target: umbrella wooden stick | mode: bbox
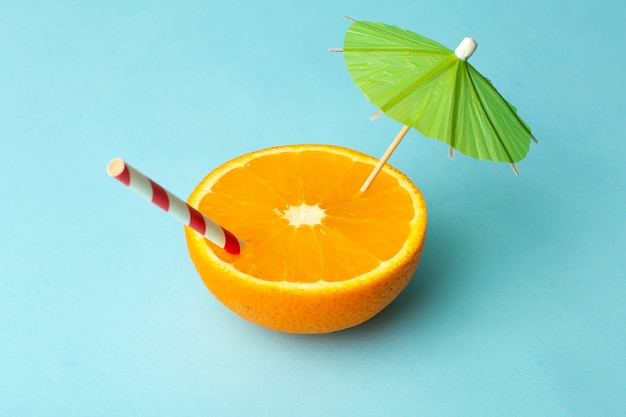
[360,125,411,193]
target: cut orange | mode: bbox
[185,144,427,334]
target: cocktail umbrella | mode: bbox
[330,18,537,191]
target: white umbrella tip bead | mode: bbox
[455,37,477,61]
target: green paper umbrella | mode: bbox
[331,18,537,191]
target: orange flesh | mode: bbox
[197,149,413,283]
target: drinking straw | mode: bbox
[107,158,245,254]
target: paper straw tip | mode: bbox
[107,158,126,177]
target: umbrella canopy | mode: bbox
[333,18,536,189]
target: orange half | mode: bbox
[186,144,427,333]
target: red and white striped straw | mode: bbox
[107,158,245,255]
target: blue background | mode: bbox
[2,1,625,415]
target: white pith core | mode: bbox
[281,203,326,227]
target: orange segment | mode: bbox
[186,144,427,333]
